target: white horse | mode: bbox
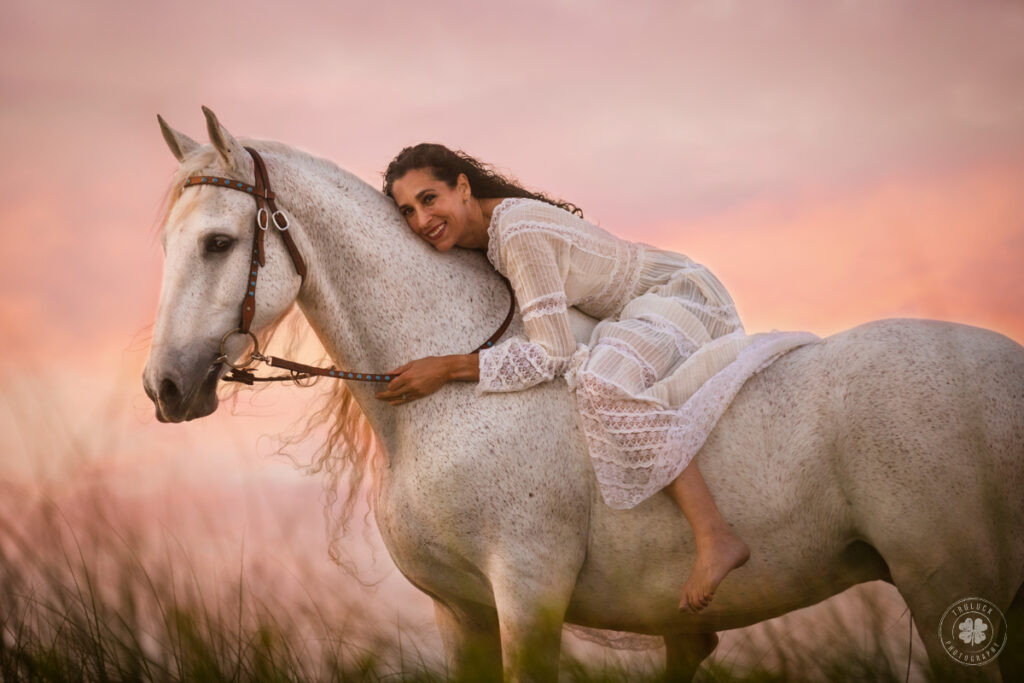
[143,108,1024,682]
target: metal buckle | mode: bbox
[272,210,289,230]
[256,208,270,231]
[216,328,262,369]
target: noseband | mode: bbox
[179,146,515,386]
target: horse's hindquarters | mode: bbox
[830,320,1024,592]
[823,320,1024,676]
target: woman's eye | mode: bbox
[205,234,235,253]
[422,194,434,204]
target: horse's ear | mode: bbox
[201,105,248,174]
[157,114,200,162]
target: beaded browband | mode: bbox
[181,146,516,386]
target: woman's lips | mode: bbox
[425,221,447,240]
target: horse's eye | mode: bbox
[205,234,235,253]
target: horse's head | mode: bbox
[143,107,302,422]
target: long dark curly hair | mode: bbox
[382,143,584,218]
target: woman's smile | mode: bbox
[388,167,497,251]
[425,221,447,240]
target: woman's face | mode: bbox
[391,168,470,251]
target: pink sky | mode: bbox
[0,2,1021,668]
[1,0,1021,482]
[2,0,1022,365]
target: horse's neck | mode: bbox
[265,147,502,434]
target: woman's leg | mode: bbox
[666,460,750,612]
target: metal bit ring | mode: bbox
[218,328,261,369]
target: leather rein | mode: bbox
[180,146,515,386]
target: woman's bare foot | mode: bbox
[677,528,750,612]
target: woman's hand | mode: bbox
[375,356,454,405]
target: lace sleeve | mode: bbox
[477,229,580,394]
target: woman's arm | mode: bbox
[446,353,480,382]
[473,229,579,393]
[375,354,473,405]
[376,228,575,403]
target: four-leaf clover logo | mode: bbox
[958,617,988,645]
[940,597,1006,665]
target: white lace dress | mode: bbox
[477,198,820,510]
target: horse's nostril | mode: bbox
[159,377,181,405]
[143,375,157,401]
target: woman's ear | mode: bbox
[457,172,472,201]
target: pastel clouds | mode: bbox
[651,159,1024,342]
[0,0,1022,365]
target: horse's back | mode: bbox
[823,317,1023,492]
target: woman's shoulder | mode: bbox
[486,199,578,271]
[491,197,633,256]
[491,196,566,223]
[488,197,585,242]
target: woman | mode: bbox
[375,143,794,613]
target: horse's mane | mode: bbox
[152,140,386,578]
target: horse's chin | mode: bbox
[154,362,222,423]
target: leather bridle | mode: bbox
[179,146,516,386]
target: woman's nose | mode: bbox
[414,208,432,231]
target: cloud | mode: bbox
[1,0,1022,363]
[652,158,1024,341]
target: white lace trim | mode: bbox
[476,336,580,393]
[634,312,700,359]
[587,336,658,389]
[485,197,524,271]
[500,219,626,262]
[575,331,821,509]
[521,291,568,322]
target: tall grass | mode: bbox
[0,480,938,682]
[0,488,438,682]
[0,369,935,681]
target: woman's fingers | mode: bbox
[375,357,446,405]
[376,390,407,401]
[389,389,416,405]
[376,376,420,404]
[375,380,407,401]
[387,362,411,375]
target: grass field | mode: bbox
[0,482,935,682]
[0,373,934,682]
